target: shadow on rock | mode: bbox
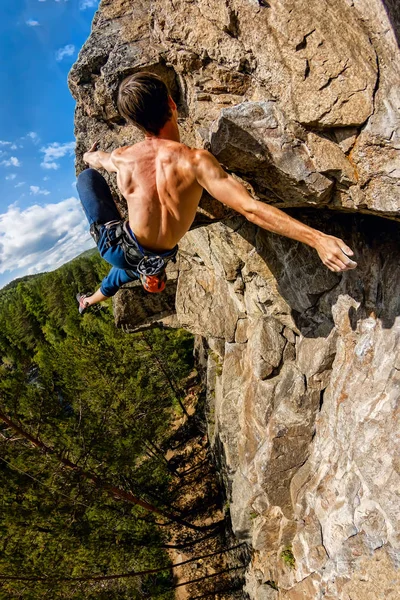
[236,208,400,336]
[382,0,400,48]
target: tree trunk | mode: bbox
[143,439,181,478]
[0,544,245,583]
[0,408,204,531]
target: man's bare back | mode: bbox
[111,138,204,251]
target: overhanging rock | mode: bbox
[113,263,179,333]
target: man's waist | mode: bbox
[125,222,178,257]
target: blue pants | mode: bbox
[77,168,137,297]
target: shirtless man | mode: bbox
[77,72,356,312]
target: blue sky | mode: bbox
[0,0,100,289]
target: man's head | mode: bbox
[117,72,175,135]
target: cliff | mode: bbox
[69,1,400,598]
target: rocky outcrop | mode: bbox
[69,1,400,598]
[113,262,179,333]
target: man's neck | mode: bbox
[145,119,180,143]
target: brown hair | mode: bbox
[117,72,172,135]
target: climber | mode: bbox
[76,71,357,313]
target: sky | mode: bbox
[0,0,100,289]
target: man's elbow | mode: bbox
[240,200,258,224]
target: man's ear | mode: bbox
[168,96,177,112]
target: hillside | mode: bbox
[0,250,217,599]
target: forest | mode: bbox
[0,251,233,599]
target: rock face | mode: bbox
[181,212,400,599]
[69,1,400,598]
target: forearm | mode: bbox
[83,150,116,172]
[246,201,323,248]
[246,199,356,272]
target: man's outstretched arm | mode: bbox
[83,142,118,173]
[194,150,357,273]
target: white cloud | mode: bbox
[5,174,17,181]
[30,185,50,196]
[40,141,75,170]
[15,182,25,188]
[42,161,59,170]
[80,0,99,9]
[26,19,40,26]
[0,198,94,276]
[0,141,12,146]
[10,144,18,150]
[27,132,39,144]
[55,44,75,62]
[1,157,21,168]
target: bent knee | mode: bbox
[77,168,98,185]
[76,168,109,193]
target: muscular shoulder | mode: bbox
[190,148,209,165]
[110,145,136,164]
[191,149,227,184]
[190,148,221,169]
[154,142,201,174]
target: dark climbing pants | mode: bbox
[76,168,137,297]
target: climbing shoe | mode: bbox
[76,293,91,314]
[139,271,167,293]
